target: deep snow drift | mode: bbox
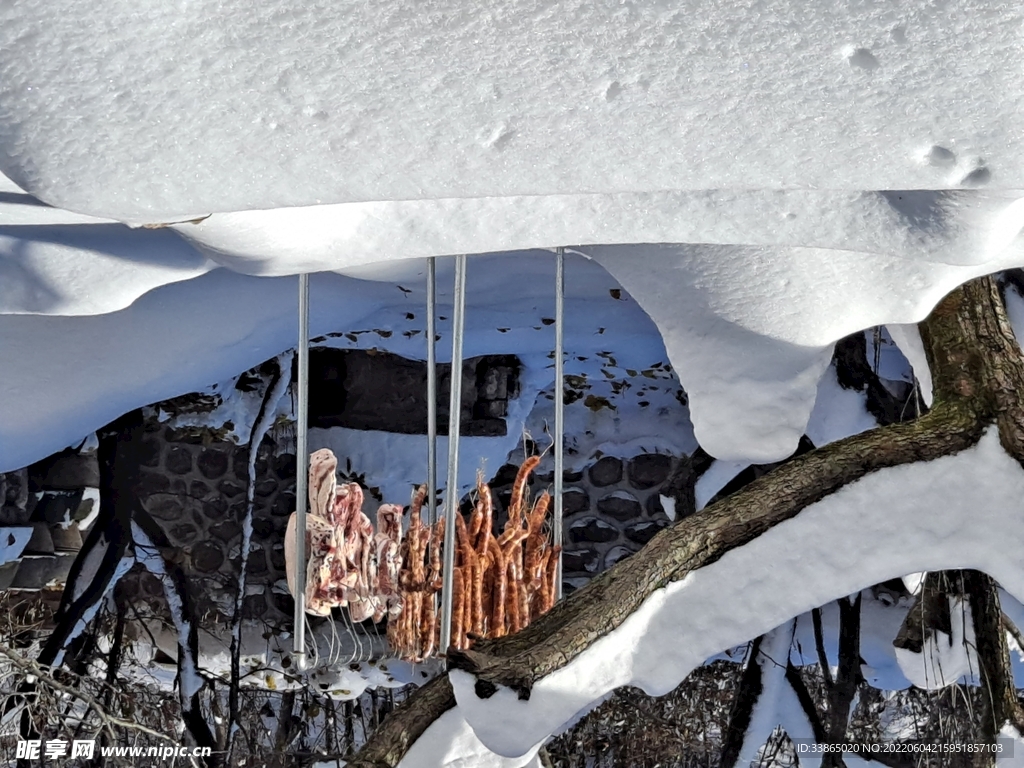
[1,3,1021,220]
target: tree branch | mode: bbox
[354,276,1024,766]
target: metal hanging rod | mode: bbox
[439,254,467,654]
[426,258,438,527]
[554,247,565,601]
[293,273,310,670]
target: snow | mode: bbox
[893,596,977,690]
[0,251,683,473]
[0,224,212,316]
[132,521,203,698]
[53,553,134,668]
[448,428,1024,757]
[804,363,878,449]
[0,526,32,565]
[2,4,1023,221]
[2,190,1024,464]
[0,2,1022,470]
[588,219,1024,460]
[397,706,541,768]
[734,623,797,767]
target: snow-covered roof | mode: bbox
[0,2,1023,473]
[1,1,1021,222]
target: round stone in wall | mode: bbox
[218,479,246,498]
[196,449,230,480]
[269,545,286,571]
[211,520,242,543]
[203,497,229,520]
[561,488,590,516]
[189,480,215,501]
[137,438,162,468]
[562,548,599,574]
[255,479,278,498]
[193,541,225,573]
[169,523,198,546]
[144,495,181,522]
[628,454,672,489]
[246,549,268,575]
[273,453,297,480]
[272,492,296,517]
[138,470,170,496]
[596,491,642,521]
[569,517,620,545]
[588,456,623,487]
[166,446,193,475]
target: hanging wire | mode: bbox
[554,247,565,601]
[427,257,438,527]
[439,255,467,654]
[294,273,310,670]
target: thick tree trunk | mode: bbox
[351,276,1024,767]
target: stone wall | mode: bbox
[132,415,684,618]
[1,350,690,629]
[134,417,297,623]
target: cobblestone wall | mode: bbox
[134,417,296,623]
[4,415,686,619]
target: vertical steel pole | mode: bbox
[426,258,438,527]
[439,255,467,654]
[293,274,310,669]
[554,248,565,601]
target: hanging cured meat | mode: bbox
[286,449,561,660]
[385,460,561,661]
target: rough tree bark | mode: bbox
[351,275,1024,767]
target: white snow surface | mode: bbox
[587,214,1024,460]
[396,707,541,768]
[0,252,689,472]
[1,4,1023,220]
[3,184,1024,462]
[0,526,31,565]
[735,623,797,767]
[448,428,1024,757]
[893,597,977,690]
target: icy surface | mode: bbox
[1,4,1022,220]
[449,429,1024,757]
